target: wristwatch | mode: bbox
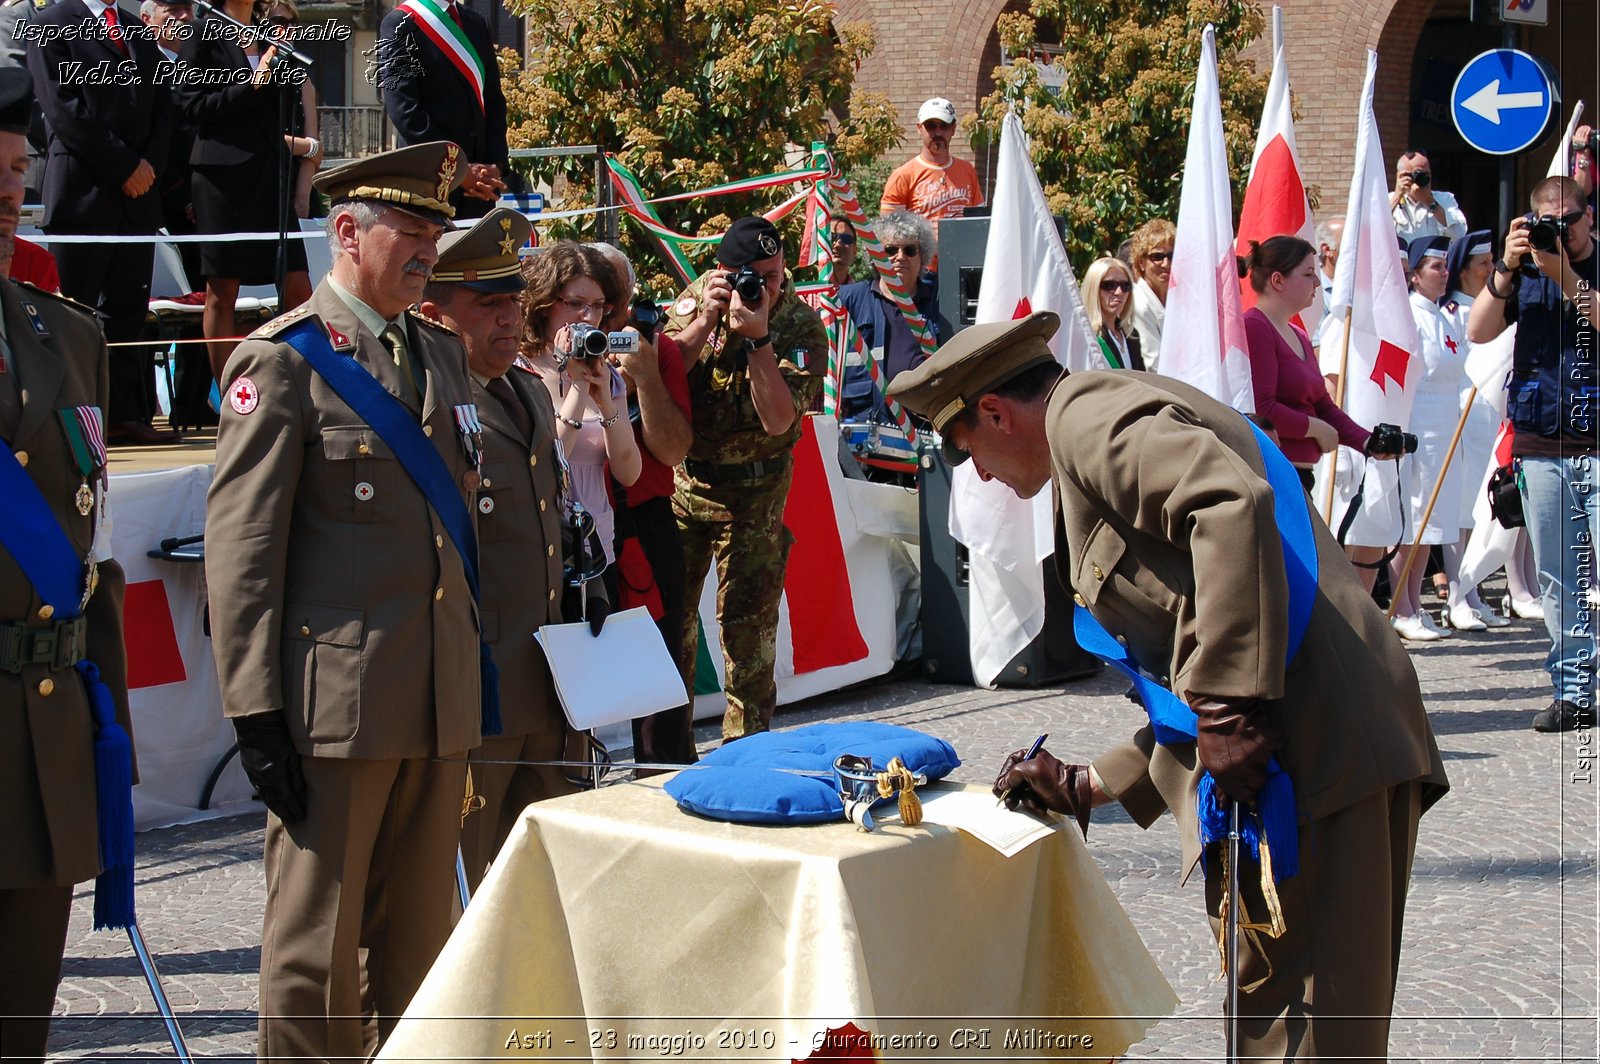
[743,333,773,353]
[1494,259,1516,275]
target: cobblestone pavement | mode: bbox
[45,587,1598,1061]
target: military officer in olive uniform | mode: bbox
[890,313,1448,1061]
[417,207,578,889]
[0,69,135,1064]
[664,217,826,741]
[204,142,482,1061]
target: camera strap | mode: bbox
[1333,456,1408,570]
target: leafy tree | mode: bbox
[967,0,1268,266]
[500,0,901,293]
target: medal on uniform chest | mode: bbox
[453,403,484,484]
[56,405,107,517]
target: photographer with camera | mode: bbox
[1573,123,1596,211]
[1469,176,1597,733]
[590,242,699,766]
[521,242,642,590]
[664,216,828,743]
[1390,149,1468,246]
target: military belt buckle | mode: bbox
[0,616,87,673]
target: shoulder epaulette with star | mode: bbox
[248,304,317,340]
[12,280,95,320]
[408,306,458,336]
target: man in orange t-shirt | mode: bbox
[879,97,985,235]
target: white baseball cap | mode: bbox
[917,98,957,126]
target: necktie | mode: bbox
[486,375,532,442]
[102,6,129,57]
[446,2,462,27]
[380,323,423,401]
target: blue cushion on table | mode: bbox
[663,722,960,825]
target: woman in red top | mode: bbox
[1243,236,1374,491]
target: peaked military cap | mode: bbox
[432,207,531,293]
[313,141,465,226]
[716,216,784,267]
[887,310,1061,464]
[0,67,32,136]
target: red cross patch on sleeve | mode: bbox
[229,376,260,415]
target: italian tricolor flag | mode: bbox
[399,0,485,112]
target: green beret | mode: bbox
[887,310,1061,464]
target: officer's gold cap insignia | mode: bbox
[432,207,531,294]
[313,141,465,226]
[497,218,516,257]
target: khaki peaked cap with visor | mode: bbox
[313,141,466,227]
[432,207,532,294]
[887,310,1062,464]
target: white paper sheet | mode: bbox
[915,784,1060,858]
[533,606,688,731]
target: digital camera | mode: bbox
[563,323,610,360]
[730,264,766,306]
[1525,211,1570,256]
[1368,422,1418,456]
[1408,170,1432,188]
[629,297,661,343]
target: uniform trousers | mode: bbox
[1205,779,1423,1062]
[676,484,792,742]
[461,729,577,892]
[257,754,465,1063]
[0,883,74,1064]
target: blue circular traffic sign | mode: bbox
[1450,49,1556,156]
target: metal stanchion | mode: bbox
[1225,799,1242,1064]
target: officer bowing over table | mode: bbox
[204,141,493,1062]
[416,207,589,891]
[0,67,137,1064]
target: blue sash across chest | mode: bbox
[280,318,502,735]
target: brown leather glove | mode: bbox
[1187,692,1283,804]
[991,748,1094,838]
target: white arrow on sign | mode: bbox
[1461,79,1545,125]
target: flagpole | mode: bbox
[1386,385,1477,620]
[1321,306,1354,524]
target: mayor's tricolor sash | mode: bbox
[280,318,502,736]
[0,433,135,931]
[399,0,485,113]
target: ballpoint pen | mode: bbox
[996,732,1049,807]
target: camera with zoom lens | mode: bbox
[1368,422,1418,456]
[730,264,766,306]
[1576,128,1599,156]
[563,323,610,360]
[1408,170,1432,188]
[629,296,661,343]
[1525,211,1569,256]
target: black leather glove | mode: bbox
[1187,692,1283,804]
[585,595,609,637]
[233,712,307,824]
[991,748,1094,838]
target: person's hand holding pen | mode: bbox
[991,737,1105,839]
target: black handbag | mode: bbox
[1487,461,1525,529]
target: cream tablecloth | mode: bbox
[378,780,1176,1062]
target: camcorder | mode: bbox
[1368,422,1418,456]
[730,264,766,306]
[562,323,610,361]
[1407,170,1432,188]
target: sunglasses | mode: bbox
[1146,250,1173,263]
[1099,279,1132,292]
[922,121,953,133]
[831,231,857,246]
[883,244,920,258]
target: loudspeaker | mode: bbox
[934,214,1074,338]
[916,435,1102,688]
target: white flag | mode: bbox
[947,109,1095,686]
[1548,102,1586,179]
[1236,6,1320,338]
[1316,50,1420,545]
[1160,24,1253,411]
